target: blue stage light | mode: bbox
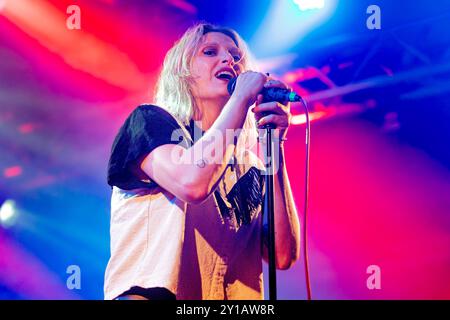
[250,0,337,57]
[294,0,325,11]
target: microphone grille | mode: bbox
[227,77,237,95]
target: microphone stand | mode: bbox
[262,123,277,300]
[227,77,304,300]
[260,93,306,301]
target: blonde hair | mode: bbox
[154,22,259,154]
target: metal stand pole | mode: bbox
[263,124,277,300]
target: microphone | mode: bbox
[227,77,302,103]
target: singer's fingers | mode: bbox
[253,109,286,122]
[264,79,290,90]
[252,101,288,118]
[256,114,290,129]
[255,94,263,107]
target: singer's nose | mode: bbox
[220,51,235,66]
[221,58,233,67]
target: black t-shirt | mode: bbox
[107,104,191,190]
[107,104,264,227]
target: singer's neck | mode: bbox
[192,97,227,131]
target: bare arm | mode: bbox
[252,79,301,270]
[140,94,247,203]
[261,143,301,270]
[140,72,267,203]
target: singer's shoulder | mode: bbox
[132,103,172,117]
[126,104,180,125]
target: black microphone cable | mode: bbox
[298,96,312,301]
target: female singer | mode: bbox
[104,23,300,300]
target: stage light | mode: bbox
[250,0,337,57]
[4,166,22,178]
[1,0,148,92]
[0,0,5,11]
[291,111,327,125]
[294,0,325,11]
[0,199,18,228]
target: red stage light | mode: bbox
[4,166,22,178]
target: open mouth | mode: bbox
[215,70,234,81]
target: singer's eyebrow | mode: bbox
[201,42,240,53]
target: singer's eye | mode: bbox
[232,55,241,62]
[229,50,242,62]
[203,49,216,56]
